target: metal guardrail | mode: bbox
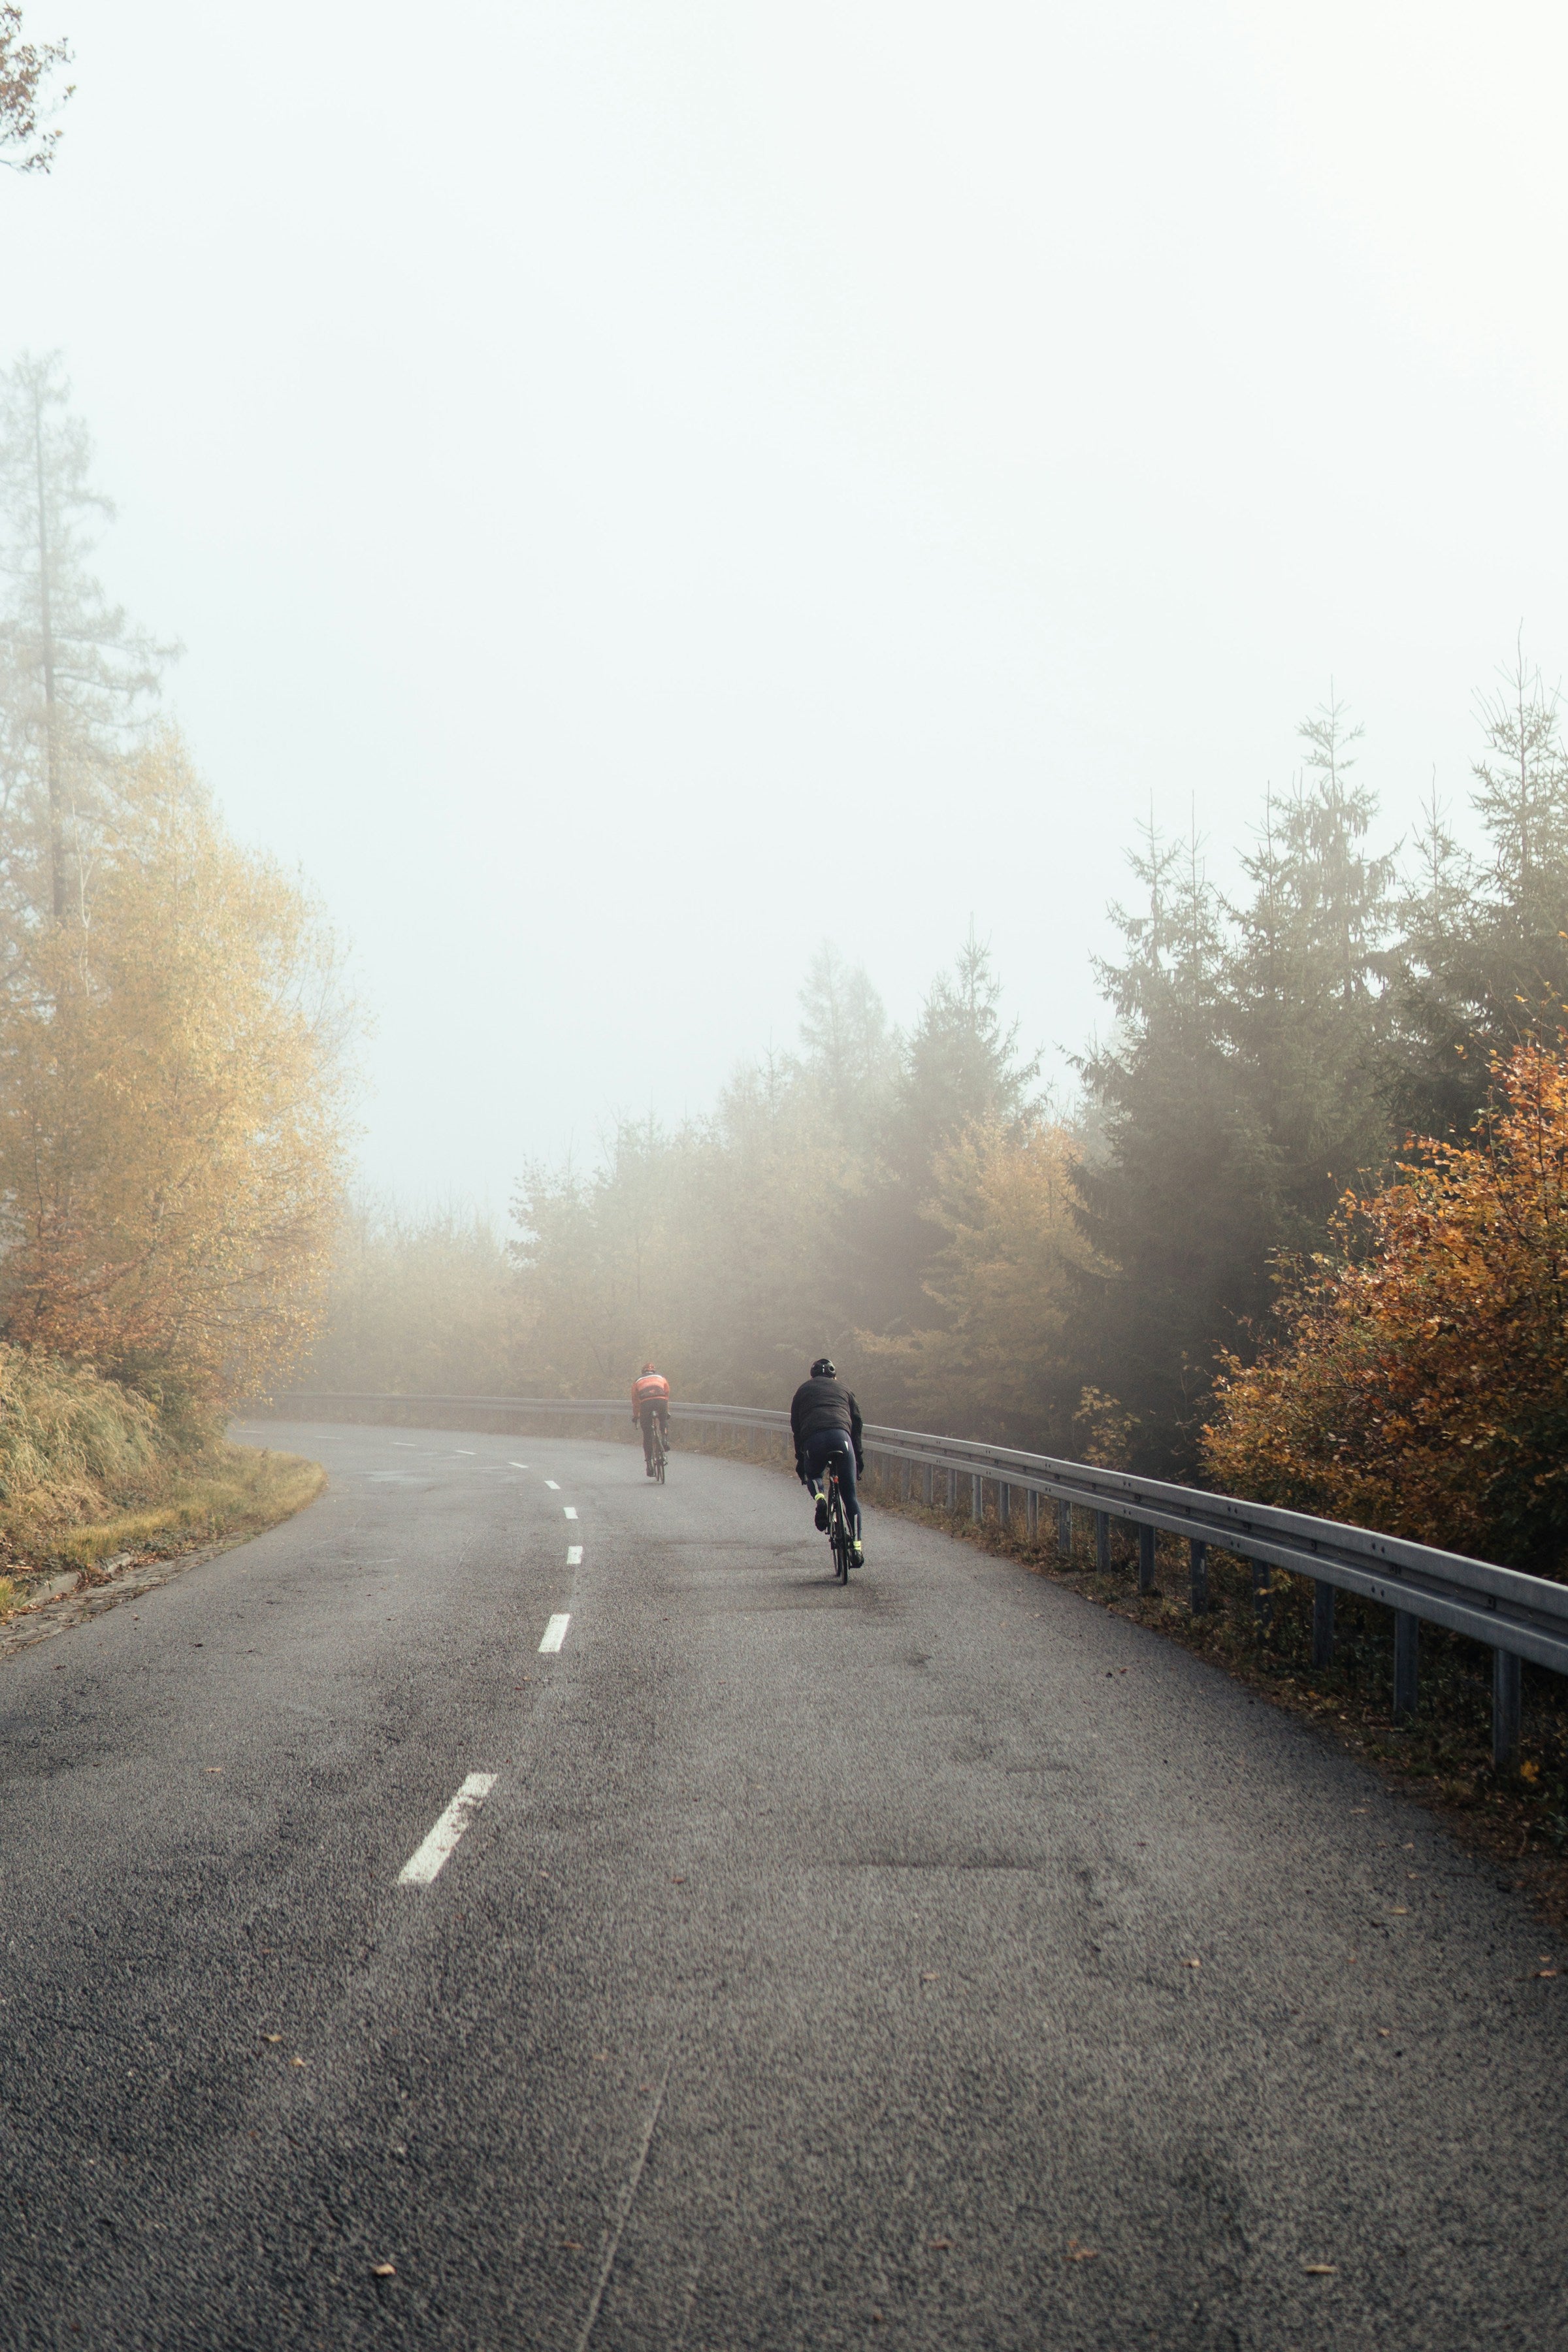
[263,1390,1565,1770]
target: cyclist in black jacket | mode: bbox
[790,1357,864,1564]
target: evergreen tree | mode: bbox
[1075,809,1272,1472]
[795,941,898,1145]
[846,927,1039,1351]
[0,352,173,922]
[1228,696,1395,1251]
[1388,645,1568,1140]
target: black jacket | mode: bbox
[791,1375,863,1464]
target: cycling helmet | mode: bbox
[810,1356,836,1379]
[641,1361,657,1374]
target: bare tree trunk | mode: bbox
[31,378,62,923]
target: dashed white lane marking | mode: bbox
[393,1442,416,1449]
[544,1480,561,1491]
[509,1461,530,1470]
[567,1545,583,1565]
[455,1448,475,1456]
[396,1773,496,1886]
[540,1614,572,1653]
[563,1505,578,1520]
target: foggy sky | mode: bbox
[8,1,1568,1207]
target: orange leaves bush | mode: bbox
[1202,1039,1568,1573]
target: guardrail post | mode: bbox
[900,1458,911,1501]
[1189,1539,1207,1613]
[1026,1488,1038,1541]
[1138,1523,1156,1594]
[1058,1499,1071,1556]
[1393,1612,1420,1722]
[999,1480,1011,1530]
[1096,1512,1110,1573]
[972,1474,983,1522]
[1492,1648,1522,1771]
[947,1467,958,1512]
[1312,1581,1335,1669]
[923,1462,934,1506]
[1252,1561,1273,1628]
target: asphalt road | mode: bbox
[2,1420,1566,2351]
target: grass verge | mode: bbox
[0,1441,324,1622]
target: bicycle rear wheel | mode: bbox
[655,1429,666,1483]
[830,1481,851,1582]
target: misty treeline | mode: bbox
[0,352,352,1437]
[314,653,1568,1544]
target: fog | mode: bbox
[7,0,1568,1205]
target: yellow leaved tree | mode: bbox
[0,735,354,1421]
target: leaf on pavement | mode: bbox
[371,2261,397,2278]
[1183,1958,1201,1969]
[263,2034,282,2044]
[1065,2240,1098,2262]
[1303,2263,1336,2275]
[290,2056,307,2067]
[926,2238,953,2251]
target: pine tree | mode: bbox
[795,941,898,1145]
[1075,808,1272,1471]
[1228,696,1395,1251]
[0,352,174,923]
[1388,644,1568,1140]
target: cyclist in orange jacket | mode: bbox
[632,1362,670,1476]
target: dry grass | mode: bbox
[0,1345,324,1605]
[49,1444,325,1574]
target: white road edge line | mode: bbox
[509,1461,530,1469]
[566,1545,583,1565]
[396,1772,497,1887]
[540,1613,572,1653]
[455,1448,475,1456]
[545,1480,561,1490]
[563,1505,578,1520]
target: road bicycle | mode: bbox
[822,1460,854,1582]
[647,1414,667,1485]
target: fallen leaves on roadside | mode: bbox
[290,2056,307,2068]
[1182,1958,1201,1970]
[920,1972,939,1983]
[560,2239,583,2251]
[926,2238,953,2251]
[1390,1907,1409,1916]
[371,2262,396,2278]
[1303,2263,1336,2276]
[1065,2240,1098,2262]
[263,2034,282,2045]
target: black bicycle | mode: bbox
[823,1461,853,1582]
[648,1415,667,1484]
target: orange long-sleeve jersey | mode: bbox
[632,1371,670,1416]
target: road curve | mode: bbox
[1,1419,1565,2350]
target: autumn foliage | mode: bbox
[1203,1039,1568,1575]
[0,738,352,1419]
